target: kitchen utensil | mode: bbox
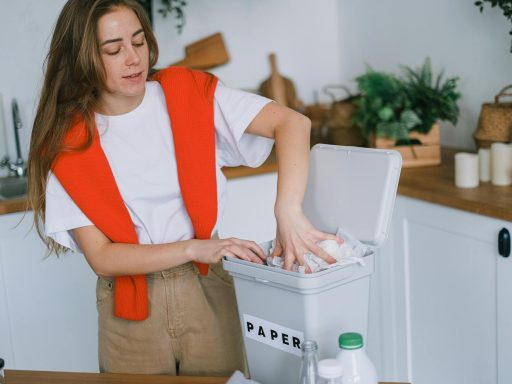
[169,32,229,70]
[259,53,303,111]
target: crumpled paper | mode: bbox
[226,370,261,384]
[266,227,368,273]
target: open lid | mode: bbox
[303,144,402,248]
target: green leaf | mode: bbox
[378,107,394,121]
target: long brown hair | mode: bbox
[27,0,159,255]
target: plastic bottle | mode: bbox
[317,359,343,384]
[298,340,319,384]
[336,332,377,384]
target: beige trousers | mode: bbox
[96,262,246,376]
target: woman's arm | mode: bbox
[245,102,341,272]
[73,225,266,277]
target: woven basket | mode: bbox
[473,84,512,148]
[323,85,365,147]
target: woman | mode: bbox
[27,0,340,376]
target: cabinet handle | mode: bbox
[498,228,511,258]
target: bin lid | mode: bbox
[302,145,402,248]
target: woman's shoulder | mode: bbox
[145,80,165,99]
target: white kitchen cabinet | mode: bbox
[0,172,277,373]
[497,228,512,384]
[218,172,278,243]
[0,211,98,372]
[368,195,511,384]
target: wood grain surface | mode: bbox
[398,148,512,222]
[0,197,27,216]
[4,370,408,384]
[2,148,511,222]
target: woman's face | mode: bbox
[96,6,149,114]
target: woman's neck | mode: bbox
[97,90,145,116]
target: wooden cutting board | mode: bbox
[259,53,303,111]
[169,32,229,70]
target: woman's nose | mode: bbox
[125,46,141,66]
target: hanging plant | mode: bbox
[136,0,188,33]
[158,0,188,34]
[475,0,512,51]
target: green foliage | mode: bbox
[353,70,417,140]
[353,58,461,141]
[401,58,460,134]
[475,0,512,51]
[158,0,188,34]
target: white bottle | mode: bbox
[317,359,343,384]
[336,332,377,384]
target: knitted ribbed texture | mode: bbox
[154,67,218,275]
[52,66,218,320]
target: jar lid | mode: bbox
[318,359,343,378]
[339,332,364,349]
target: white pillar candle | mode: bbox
[455,152,479,188]
[478,148,491,182]
[491,142,512,186]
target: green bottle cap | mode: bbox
[339,332,363,349]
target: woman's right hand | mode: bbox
[185,238,267,265]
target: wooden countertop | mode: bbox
[4,370,408,384]
[1,147,511,222]
[398,148,512,222]
[0,197,27,216]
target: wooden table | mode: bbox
[4,370,409,384]
[5,370,224,384]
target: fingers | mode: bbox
[309,242,337,264]
[284,250,312,274]
[271,242,283,257]
[223,239,264,265]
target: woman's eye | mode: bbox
[106,50,120,56]
[133,41,145,47]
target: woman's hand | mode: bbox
[272,207,343,273]
[185,238,267,265]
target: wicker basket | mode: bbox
[323,85,366,147]
[473,85,512,148]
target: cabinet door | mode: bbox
[218,173,277,243]
[498,228,512,384]
[0,211,98,372]
[373,196,501,384]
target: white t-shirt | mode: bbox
[45,81,274,253]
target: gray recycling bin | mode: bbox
[223,144,402,384]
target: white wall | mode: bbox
[338,0,512,150]
[0,0,67,173]
[0,0,340,171]
[0,0,509,163]
[154,0,341,98]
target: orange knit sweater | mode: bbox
[52,67,218,321]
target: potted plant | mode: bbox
[353,58,461,167]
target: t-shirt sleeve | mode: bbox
[214,81,275,168]
[45,171,93,253]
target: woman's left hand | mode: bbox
[271,207,343,273]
